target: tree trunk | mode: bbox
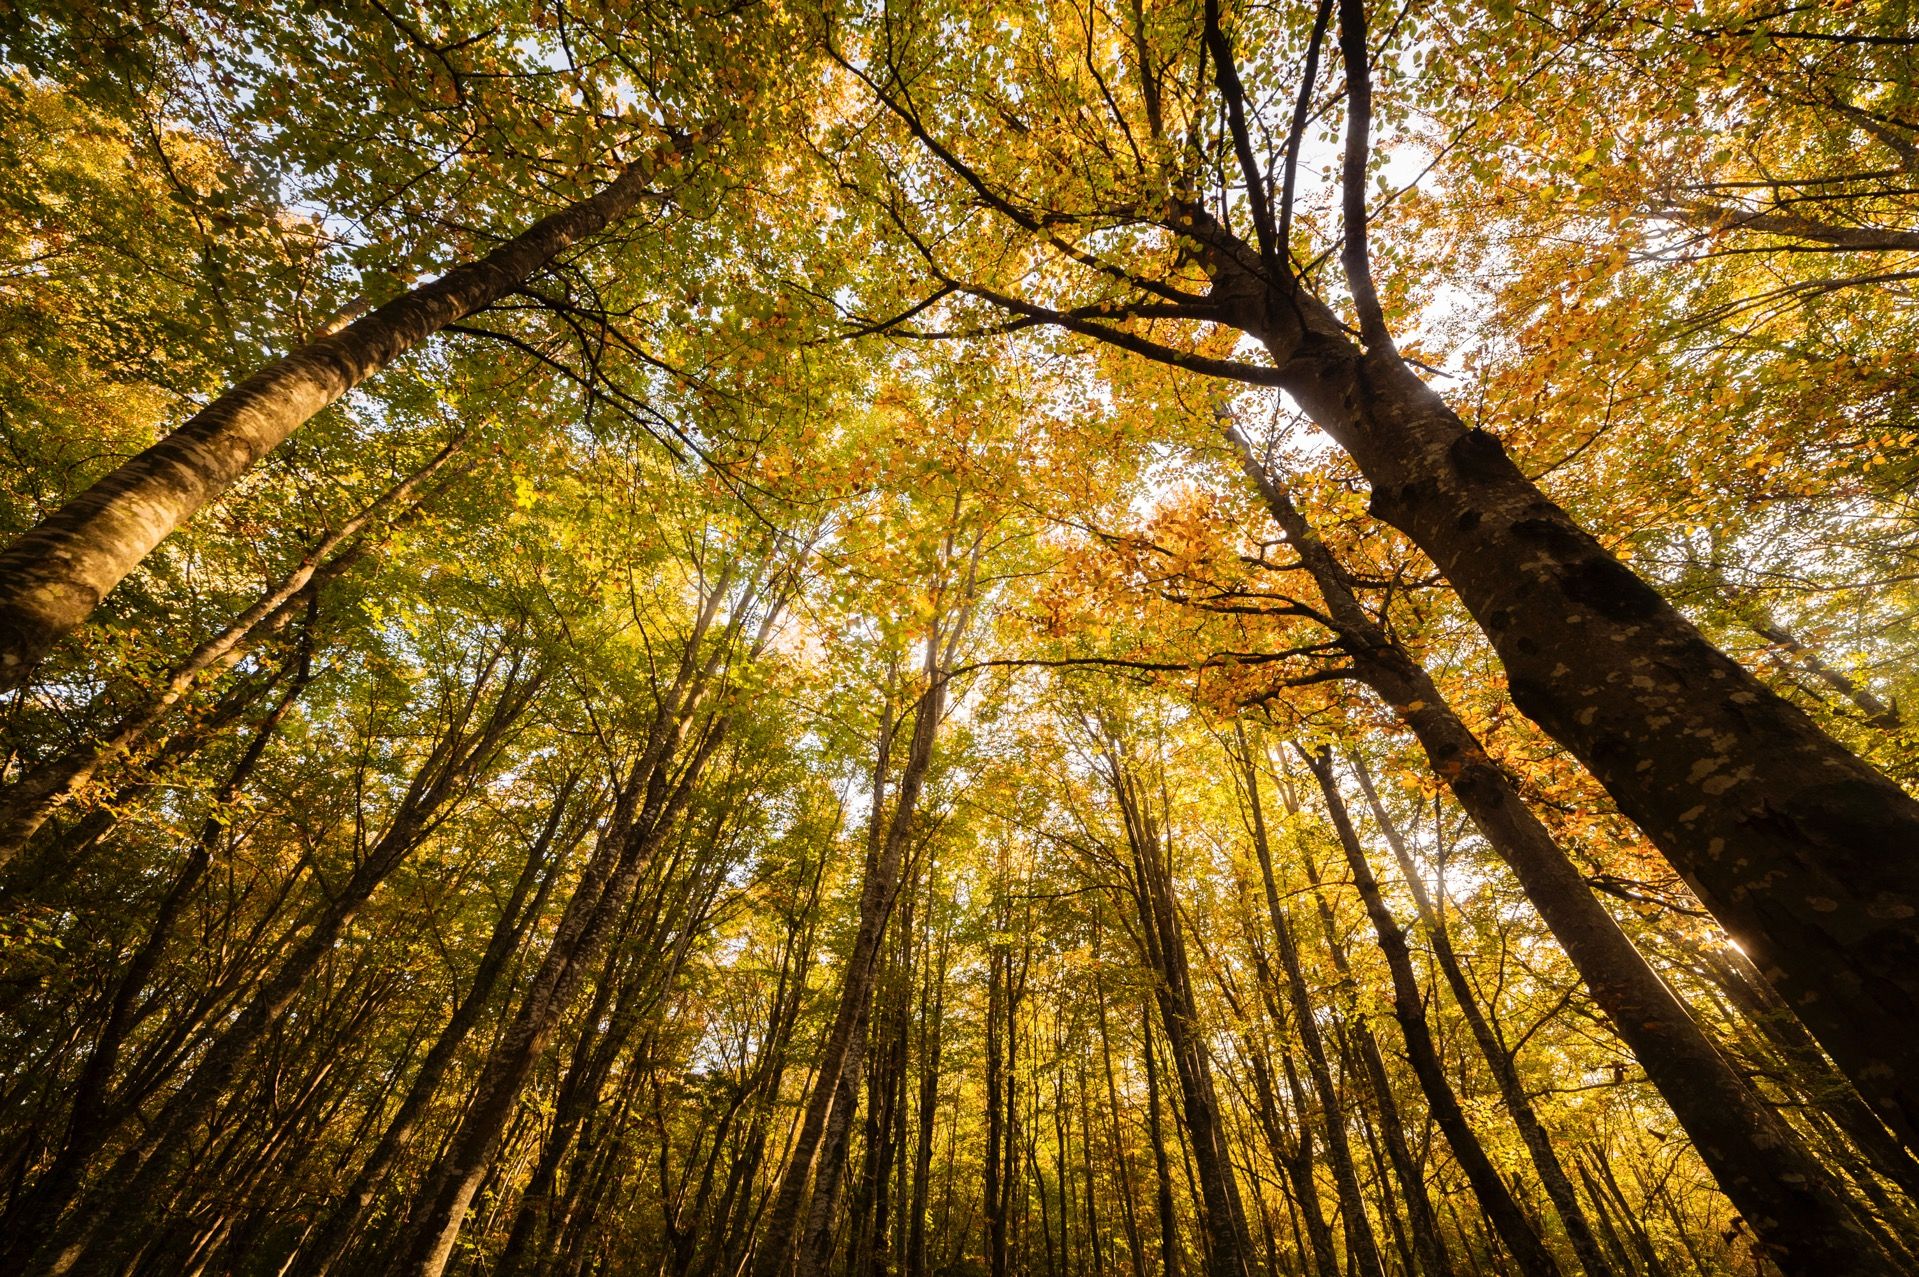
[391,709,727,1277]
[1095,960,1151,1277]
[1227,427,1904,1277]
[0,645,314,1272]
[1268,745,1455,1277]
[1243,1034,1341,1277]
[1237,738,1389,1277]
[0,132,700,685]
[753,629,947,1277]
[1301,746,1565,1277]
[1105,748,1254,1277]
[288,777,578,1277]
[1350,754,1615,1277]
[34,657,539,1277]
[905,918,949,1277]
[1201,211,1919,1149]
[1141,1003,1181,1277]
[0,440,465,865]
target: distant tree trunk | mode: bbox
[1350,754,1615,1277]
[0,637,314,1272]
[905,915,949,1277]
[1227,428,1903,1277]
[1076,1051,1103,1277]
[1242,1033,1340,1277]
[798,999,871,1277]
[1717,586,1903,729]
[1300,746,1564,1277]
[985,920,1026,1277]
[1263,741,1454,1277]
[1237,739,1389,1277]
[1095,960,1151,1277]
[696,854,825,1277]
[0,133,702,684]
[1103,747,1254,1277]
[850,862,915,1277]
[754,626,949,1277]
[391,701,728,1277]
[1141,1003,1181,1277]
[289,777,579,1277]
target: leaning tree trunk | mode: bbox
[1106,753,1254,1277]
[0,130,704,686]
[1226,430,1902,1276]
[0,645,315,1274]
[1239,744,1389,1277]
[1193,202,1919,1150]
[752,632,946,1277]
[1300,747,1565,1277]
[1263,756,1454,1277]
[1350,756,1616,1277]
[392,706,728,1277]
[289,778,578,1277]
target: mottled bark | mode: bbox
[1194,202,1919,1152]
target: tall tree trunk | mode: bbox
[1227,427,1903,1277]
[1243,1032,1341,1277]
[1095,959,1151,1277]
[905,916,949,1277]
[851,864,915,1277]
[1199,209,1919,1148]
[753,626,948,1277]
[391,708,727,1277]
[1350,754,1615,1277]
[0,639,314,1271]
[1300,746,1565,1277]
[1141,1003,1181,1277]
[695,854,825,1277]
[1104,748,1253,1277]
[1237,738,1389,1277]
[0,133,703,684]
[387,558,770,1277]
[1265,741,1454,1277]
[1691,940,1919,1203]
[289,777,578,1277]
